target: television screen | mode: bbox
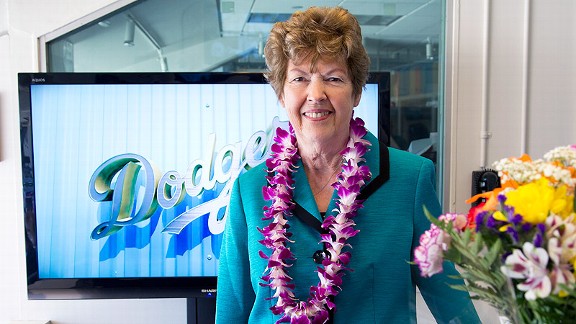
[18,72,390,300]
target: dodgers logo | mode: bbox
[88,117,287,245]
[88,154,161,240]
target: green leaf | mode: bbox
[485,237,503,266]
[471,231,483,254]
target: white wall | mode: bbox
[0,1,186,323]
[446,0,575,212]
[0,0,574,323]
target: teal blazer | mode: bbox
[216,132,480,323]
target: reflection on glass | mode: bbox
[46,0,443,170]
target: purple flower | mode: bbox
[510,213,523,225]
[486,215,497,229]
[506,226,519,243]
[475,211,488,231]
[521,223,533,232]
[533,224,546,248]
[259,117,372,322]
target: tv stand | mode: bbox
[187,297,216,324]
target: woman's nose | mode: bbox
[307,78,327,102]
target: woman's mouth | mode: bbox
[303,111,331,118]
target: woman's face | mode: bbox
[280,57,361,146]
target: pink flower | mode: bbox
[439,213,469,231]
[546,215,576,268]
[548,237,575,295]
[545,216,576,295]
[500,242,552,300]
[414,225,451,277]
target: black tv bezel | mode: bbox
[18,71,390,300]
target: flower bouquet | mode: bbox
[414,145,576,323]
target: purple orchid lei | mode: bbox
[259,117,372,324]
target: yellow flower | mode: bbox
[492,211,511,232]
[505,178,571,224]
[550,184,575,218]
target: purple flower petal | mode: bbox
[259,117,372,321]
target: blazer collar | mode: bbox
[292,131,390,226]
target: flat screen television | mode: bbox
[18,72,390,301]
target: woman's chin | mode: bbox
[302,129,347,147]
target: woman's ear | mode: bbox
[353,91,362,107]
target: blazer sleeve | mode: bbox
[215,177,255,323]
[411,158,481,324]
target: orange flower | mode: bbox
[466,187,505,212]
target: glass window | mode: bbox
[45,0,444,195]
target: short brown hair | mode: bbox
[264,6,370,98]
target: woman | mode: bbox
[216,6,480,323]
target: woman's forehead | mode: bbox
[287,56,349,74]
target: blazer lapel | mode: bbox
[292,160,322,222]
[358,132,390,201]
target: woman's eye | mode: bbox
[291,77,305,82]
[326,77,343,82]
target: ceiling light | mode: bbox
[124,19,135,47]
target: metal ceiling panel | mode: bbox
[251,0,343,13]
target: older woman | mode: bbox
[216,6,480,324]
